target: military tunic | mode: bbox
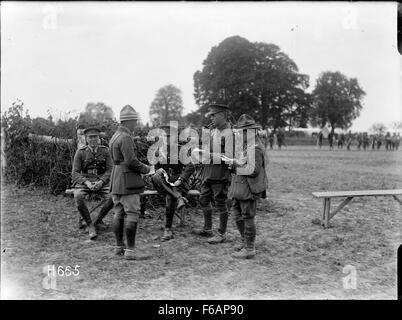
[72,145,112,187]
[71,144,113,227]
[109,125,150,223]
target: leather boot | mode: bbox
[94,197,113,228]
[113,216,124,248]
[234,220,245,251]
[161,228,174,242]
[191,208,213,236]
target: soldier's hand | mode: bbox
[85,181,94,189]
[93,180,104,191]
[173,179,182,187]
[156,168,166,175]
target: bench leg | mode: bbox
[175,208,186,226]
[323,198,331,229]
[393,195,402,205]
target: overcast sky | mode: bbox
[1,1,401,131]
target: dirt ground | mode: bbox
[1,145,401,299]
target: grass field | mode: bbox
[1,145,401,299]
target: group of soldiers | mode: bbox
[317,131,401,151]
[72,104,268,260]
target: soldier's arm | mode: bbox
[100,148,112,185]
[121,135,150,174]
[245,146,263,178]
[72,150,87,185]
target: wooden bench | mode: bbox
[312,189,402,228]
[65,188,200,225]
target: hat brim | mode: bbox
[84,130,101,135]
[236,124,262,130]
[205,110,225,118]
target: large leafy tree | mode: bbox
[193,36,311,128]
[149,84,184,126]
[310,71,365,132]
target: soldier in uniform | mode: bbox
[225,114,268,259]
[346,131,353,151]
[385,132,392,150]
[391,132,398,151]
[396,133,401,151]
[377,133,383,150]
[72,127,114,240]
[268,130,275,149]
[276,127,285,149]
[109,105,151,260]
[371,134,377,150]
[192,103,233,244]
[151,124,196,241]
[337,133,345,149]
[357,133,363,150]
[328,131,335,150]
[362,132,370,151]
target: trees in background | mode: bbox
[149,84,184,126]
[369,123,387,135]
[310,71,365,133]
[193,36,311,129]
[78,102,114,126]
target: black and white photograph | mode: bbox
[1,1,401,302]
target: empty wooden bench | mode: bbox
[312,189,402,228]
[65,188,200,225]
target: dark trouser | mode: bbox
[386,140,392,150]
[199,180,229,234]
[232,198,257,249]
[151,172,188,229]
[112,193,141,249]
[74,184,113,226]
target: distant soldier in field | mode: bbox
[377,133,383,150]
[395,133,401,150]
[391,132,398,151]
[346,131,353,151]
[357,132,363,150]
[151,124,195,242]
[192,103,232,244]
[370,134,377,150]
[72,127,114,240]
[328,131,334,150]
[225,114,268,259]
[385,132,392,150]
[337,133,345,149]
[276,127,285,149]
[268,130,275,149]
[109,105,151,260]
[362,132,370,151]
[317,131,323,149]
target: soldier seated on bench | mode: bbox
[151,124,195,242]
[72,127,114,240]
